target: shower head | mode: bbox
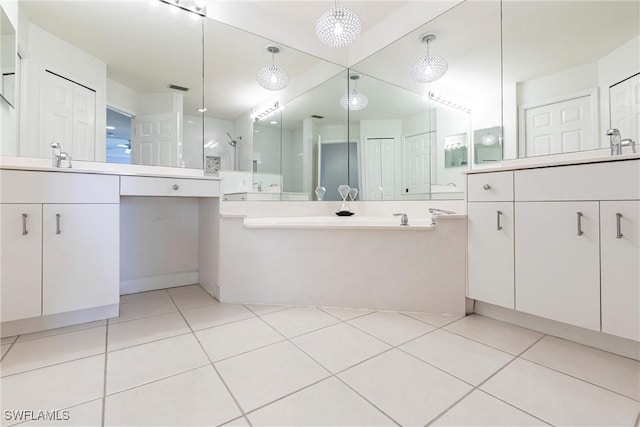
[226,132,241,147]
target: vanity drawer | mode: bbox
[467,171,514,202]
[120,176,220,197]
[515,160,640,201]
[0,170,119,203]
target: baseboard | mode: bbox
[474,301,640,361]
[1,304,119,338]
[120,271,198,295]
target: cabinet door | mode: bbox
[1,204,42,322]
[468,202,515,308]
[515,202,600,331]
[601,201,640,341]
[42,204,119,315]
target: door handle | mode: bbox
[496,210,503,230]
[56,213,61,234]
[616,213,623,239]
[576,212,583,236]
[22,213,28,235]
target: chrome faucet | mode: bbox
[607,129,622,155]
[252,182,262,192]
[393,212,409,226]
[429,208,456,225]
[621,138,637,154]
[51,142,72,168]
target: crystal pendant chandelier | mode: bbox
[256,46,290,91]
[409,34,448,83]
[316,1,361,48]
[340,74,368,111]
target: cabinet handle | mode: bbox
[616,213,623,239]
[496,210,503,230]
[172,184,179,190]
[22,213,28,235]
[56,213,61,234]
[483,184,491,191]
[576,212,583,236]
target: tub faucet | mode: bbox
[429,208,456,225]
[607,129,622,155]
[252,182,262,192]
[393,213,409,226]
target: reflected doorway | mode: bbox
[106,108,132,164]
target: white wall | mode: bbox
[435,107,470,187]
[597,35,640,143]
[120,197,199,294]
[0,0,18,156]
[283,126,303,192]
[107,78,138,115]
[20,22,107,160]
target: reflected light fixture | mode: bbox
[158,0,206,16]
[316,1,361,48]
[251,101,283,122]
[410,34,448,83]
[428,91,470,114]
[257,46,290,91]
[480,133,499,145]
[340,74,368,111]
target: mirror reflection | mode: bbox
[502,1,639,159]
[0,4,16,108]
[17,0,204,167]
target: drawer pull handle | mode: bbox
[172,184,180,190]
[496,210,503,230]
[616,213,623,239]
[22,213,28,235]
[56,214,61,235]
[483,184,491,191]
[576,212,583,236]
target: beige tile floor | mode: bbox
[1,284,639,427]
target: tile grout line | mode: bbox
[425,333,550,427]
[634,408,640,427]
[0,337,19,362]
[11,322,106,344]
[248,309,403,427]
[520,354,640,403]
[168,291,252,427]
[101,319,109,427]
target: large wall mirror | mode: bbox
[16,1,204,168]
[502,1,639,159]
[0,3,16,108]
[250,0,501,202]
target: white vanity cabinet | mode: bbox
[1,204,43,322]
[600,201,640,341]
[467,158,639,340]
[515,201,601,331]
[467,172,515,309]
[0,170,120,322]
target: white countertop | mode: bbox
[0,156,220,180]
[465,153,640,174]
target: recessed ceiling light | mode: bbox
[106,126,115,130]
[270,121,278,125]
[187,120,195,124]
[198,108,207,113]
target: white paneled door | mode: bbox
[362,138,395,200]
[402,132,431,195]
[131,112,181,167]
[610,73,640,145]
[42,71,96,161]
[520,91,596,156]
